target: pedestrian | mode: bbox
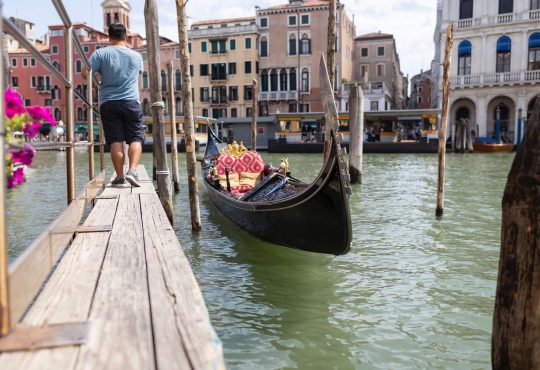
[82,23,143,187]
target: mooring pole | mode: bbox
[327,0,336,88]
[466,119,474,152]
[517,107,523,147]
[144,0,173,222]
[436,22,453,217]
[250,78,258,151]
[64,24,76,204]
[492,95,540,370]
[348,83,364,184]
[176,0,201,231]
[167,62,180,192]
[88,70,95,180]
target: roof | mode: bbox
[192,16,255,27]
[10,44,49,53]
[355,32,394,41]
[261,0,330,11]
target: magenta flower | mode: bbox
[5,87,25,118]
[23,122,42,139]
[7,167,25,188]
[11,144,35,166]
[26,106,56,126]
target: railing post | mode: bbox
[64,24,75,203]
[88,69,95,180]
[97,88,105,173]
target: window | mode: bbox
[460,0,474,19]
[52,86,60,100]
[44,99,52,106]
[288,15,297,26]
[231,108,237,118]
[54,108,61,121]
[175,69,181,91]
[260,17,268,28]
[300,34,311,55]
[289,34,297,55]
[229,86,238,101]
[175,97,181,115]
[31,76,36,87]
[76,60,82,73]
[53,60,60,70]
[190,65,193,77]
[30,58,36,67]
[533,0,540,9]
[377,47,385,56]
[142,71,149,89]
[244,85,253,100]
[377,64,385,77]
[499,0,513,14]
[201,41,207,52]
[211,39,226,54]
[246,107,252,117]
[77,107,83,121]
[261,71,269,91]
[200,64,209,76]
[211,63,227,80]
[161,70,167,92]
[175,49,180,59]
[361,48,368,57]
[84,46,89,53]
[360,65,368,78]
[228,62,237,75]
[496,36,511,73]
[371,101,379,111]
[11,58,17,67]
[200,87,209,102]
[188,43,192,53]
[23,58,28,67]
[24,99,31,106]
[142,51,147,60]
[290,68,297,91]
[52,45,58,54]
[244,61,252,74]
[529,33,540,70]
[417,96,423,104]
[245,37,252,49]
[230,39,236,51]
[270,70,278,91]
[458,40,472,75]
[260,37,268,57]
[11,76,18,87]
[202,108,208,117]
[289,103,297,113]
[301,14,310,25]
[300,104,309,113]
[301,68,309,92]
[280,70,288,91]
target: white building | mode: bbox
[435,0,540,142]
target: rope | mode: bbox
[156,170,170,175]
[151,101,165,108]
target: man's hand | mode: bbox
[81,66,89,80]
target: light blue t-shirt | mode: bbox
[89,46,143,105]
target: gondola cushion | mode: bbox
[216,151,264,193]
[218,172,239,190]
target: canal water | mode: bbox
[7,150,514,369]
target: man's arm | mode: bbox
[81,66,90,80]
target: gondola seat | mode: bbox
[216,151,265,194]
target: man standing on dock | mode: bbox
[82,23,143,187]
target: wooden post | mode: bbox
[436,22,453,217]
[87,71,95,180]
[64,24,76,204]
[167,62,180,192]
[144,0,174,222]
[327,0,337,88]
[348,84,364,184]
[492,96,540,370]
[250,78,258,151]
[176,0,201,231]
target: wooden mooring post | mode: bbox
[492,96,540,370]
[436,22,453,217]
[167,62,180,193]
[348,83,364,184]
[250,78,258,150]
[176,0,201,231]
[327,0,336,88]
[144,0,173,222]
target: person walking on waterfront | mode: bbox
[82,23,143,187]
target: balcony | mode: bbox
[210,97,228,106]
[37,85,51,93]
[530,9,540,20]
[210,74,227,82]
[259,90,298,101]
[457,18,473,29]
[450,70,540,88]
[496,13,514,24]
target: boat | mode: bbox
[472,142,514,152]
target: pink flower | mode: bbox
[26,106,56,125]
[5,87,25,118]
[11,144,35,166]
[7,167,25,188]
[23,122,42,139]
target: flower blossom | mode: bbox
[23,122,42,139]
[5,88,25,118]
[7,167,25,188]
[26,106,56,126]
[11,144,36,166]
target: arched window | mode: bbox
[458,40,472,76]
[270,69,278,91]
[77,107,83,121]
[529,32,540,70]
[459,0,473,19]
[175,69,181,91]
[499,0,513,14]
[142,71,149,89]
[52,85,61,100]
[300,34,311,55]
[75,84,82,99]
[175,97,181,115]
[289,34,297,55]
[301,68,309,92]
[289,68,297,91]
[161,70,167,92]
[54,108,61,122]
[496,36,511,73]
[260,36,268,57]
[456,107,470,120]
[261,71,269,92]
[280,69,288,91]
[75,60,82,73]
[142,99,150,115]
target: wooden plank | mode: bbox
[140,193,225,370]
[131,165,156,195]
[0,197,119,369]
[75,194,155,370]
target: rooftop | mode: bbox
[261,0,331,11]
[191,16,255,27]
[356,32,394,41]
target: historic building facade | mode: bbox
[435,0,540,141]
[410,69,435,109]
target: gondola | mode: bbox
[201,127,352,255]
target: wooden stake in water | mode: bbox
[327,0,337,88]
[492,95,540,369]
[436,22,453,217]
[348,84,364,184]
[176,0,201,231]
[167,62,180,193]
[250,78,258,151]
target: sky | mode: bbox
[4,0,437,79]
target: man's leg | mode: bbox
[128,141,142,170]
[110,142,125,177]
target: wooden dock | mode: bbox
[0,165,225,369]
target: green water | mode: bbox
[7,150,514,369]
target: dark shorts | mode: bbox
[100,100,144,144]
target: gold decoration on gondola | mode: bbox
[279,158,290,175]
[219,140,248,157]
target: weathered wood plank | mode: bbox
[131,164,156,195]
[75,194,155,370]
[140,193,225,370]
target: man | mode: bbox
[82,23,143,187]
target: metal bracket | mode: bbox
[0,321,89,353]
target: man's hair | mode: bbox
[108,23,127,41]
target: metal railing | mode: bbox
[0,0,107,340]
[451,70,540,88]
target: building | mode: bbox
[256,0,356,114]
[188,17,260,119]
[435,0,540,142]
[410,69,435,109]
[353,32,407,112]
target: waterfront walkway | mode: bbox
[0,165,224,369]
